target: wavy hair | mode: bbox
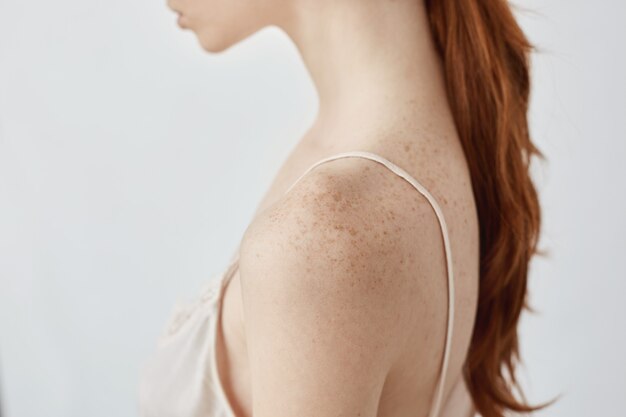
[424,0,556,415]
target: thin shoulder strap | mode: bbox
[292,150,455,417]
[231,150,455,417]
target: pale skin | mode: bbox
[166,0,480,416]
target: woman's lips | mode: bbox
[175,11,187,28]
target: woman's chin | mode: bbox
[196,34,233,54]
[187,22,262,54]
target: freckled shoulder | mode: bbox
[240,156,445,270]
[238,154,448,319]
[235,156,452,413]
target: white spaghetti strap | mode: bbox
[281,150,455,417]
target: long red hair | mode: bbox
[424,1,555,415]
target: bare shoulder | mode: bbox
[235,156,452,415]
[239,156,448,314]
[239,155,449,324]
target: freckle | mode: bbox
[404,144,410,152]
[383,230,388,235]
[348,227,358,236]
[332,191,342,202]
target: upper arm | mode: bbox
[237,169,425,417]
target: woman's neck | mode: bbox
[275,0,454,148]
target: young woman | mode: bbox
[139,1,551,416]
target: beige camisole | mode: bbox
[138,150,460,417]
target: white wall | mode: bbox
[0,1,624,416]
[515,1,626,415]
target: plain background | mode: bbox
[0,0,624,416]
